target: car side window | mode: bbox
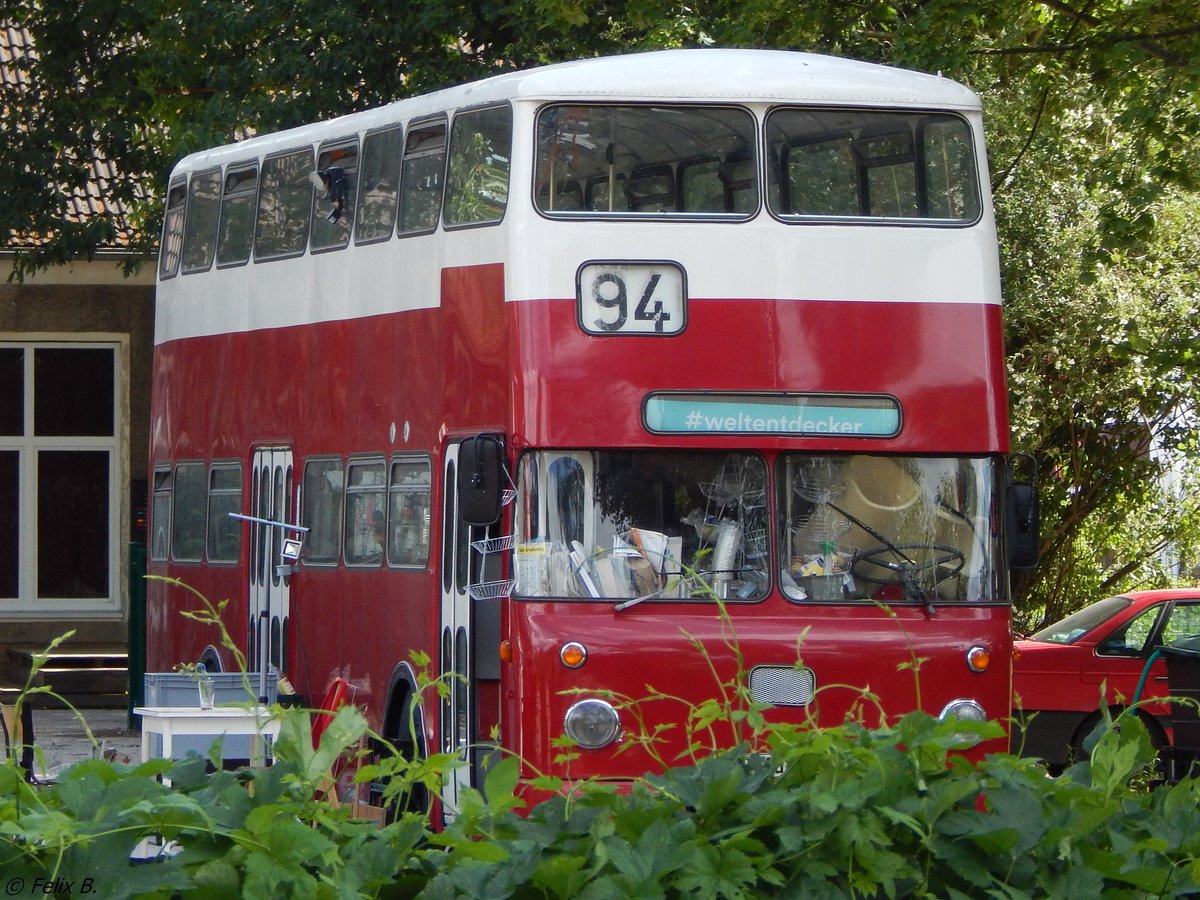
[1096,606,1162,657]
[1162,603,1200,647]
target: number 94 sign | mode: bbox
[576,262,687,336]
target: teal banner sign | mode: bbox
[643,393,900,437]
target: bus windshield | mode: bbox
[779,455,1001,604]
[513,451,1003,605]
[515,450,769,601]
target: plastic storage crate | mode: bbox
[141,672,278,760]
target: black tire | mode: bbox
[370,690,430,822]
[1071,708,1166,777]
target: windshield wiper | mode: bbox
[614,589,663,612]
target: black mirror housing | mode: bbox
[1006,454,1040,570]
[457,434,506,526]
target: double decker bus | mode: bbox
[148,48,1035,820]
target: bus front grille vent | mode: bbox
[748,666,815,707]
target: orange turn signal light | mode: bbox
[499,640,513,664]
[560,641,587,669]
[966,645,990,673]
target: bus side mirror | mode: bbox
[1006,453,1039,570]
[457,434,506,526]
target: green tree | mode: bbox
[5,0,1200,623]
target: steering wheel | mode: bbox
[850,543,965,585]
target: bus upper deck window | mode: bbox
[398,119,447,236]
[256,148,314,261]
[534,104,757,218]
[311,140,358,252]
[159,180,186,279]
[445,106,512,228]
[216,166,258,267]
[181,169,221,274]
[356,126,402,244]
[766,108,981,223]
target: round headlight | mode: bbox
[939,698,987,723]
[563,698,621,749]
[939,698,988,748]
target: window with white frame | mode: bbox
[0,341,121,610]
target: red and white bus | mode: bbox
[148,48,1035,820]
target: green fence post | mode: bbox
[127,542,147,730]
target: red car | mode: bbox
[1012,589,1200,771]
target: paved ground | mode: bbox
[22,707,143,779]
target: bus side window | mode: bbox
[182,169,221,274]
[388,457,432,567]
[301,458,343,565]
[207,462,243,563]
[398,119,447,236]
[355,126,403,244]
[311,139,358,252]
[159,180,186,280]
[151,467,172,561]
[344,458,386,565]
[256,148,314,261]
[171,462,206,563]
[216,166,258,267]
[444,105,512,228]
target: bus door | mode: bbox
[248,447,294,699]
[439,437,507,823]
[439,443,472,821]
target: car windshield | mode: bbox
[1028,596,1133,644]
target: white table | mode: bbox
[134,706,281,767]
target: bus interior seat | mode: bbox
[585,173,627,212]
[677,155,721,213]
[626,163,676,212]
[718,150,756,213]
[538,178,583,211]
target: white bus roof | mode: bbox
[172,49,981,175]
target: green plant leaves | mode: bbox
[6,656,1200,897]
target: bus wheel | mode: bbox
[371,691,429,822]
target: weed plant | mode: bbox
[3,581,1200,897]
